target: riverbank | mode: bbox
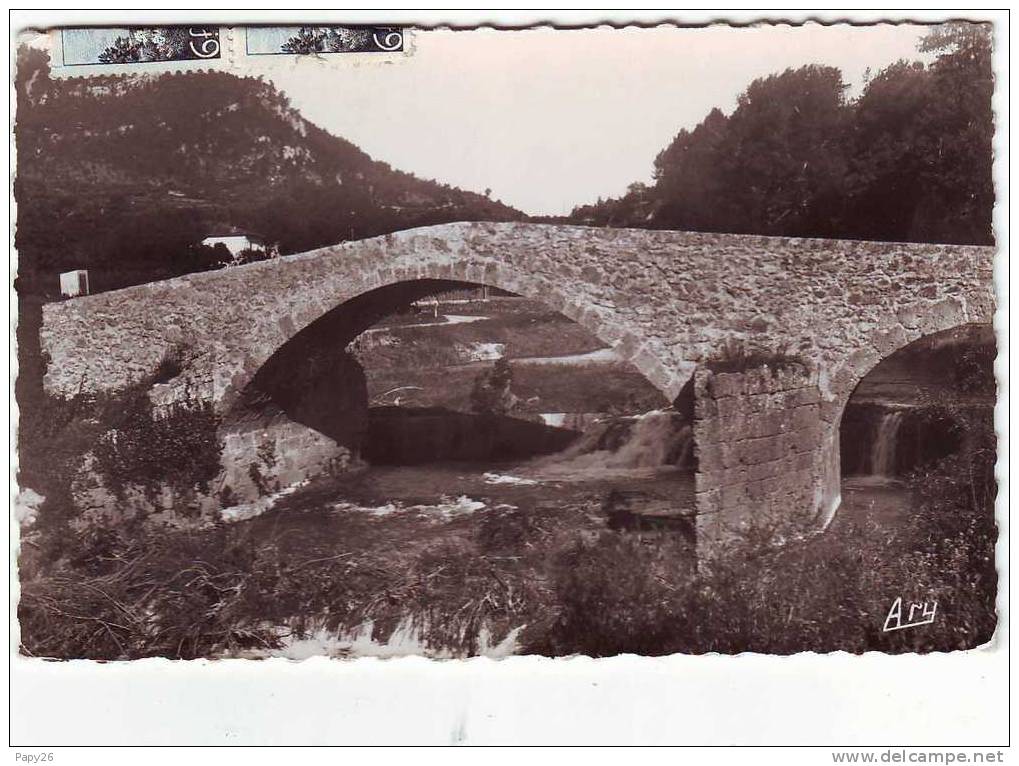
[18,448,994,659]
[354,297,668,413]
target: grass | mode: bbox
[19,440,996,659]
[357,298,666,413]
[704,338,807,375]
[18,478,593,659]
[357,299,606,371]
[367,363,666,413]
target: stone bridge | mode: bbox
[40,222,995,544]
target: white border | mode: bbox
[7,8,1011,749]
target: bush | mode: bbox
[92,389,222,502]
[18,347,223,567]
[531,435,996,656]
[19,523,285,659]
[475,506,537,553]
[538,534,694,656]
[704,338,807,375]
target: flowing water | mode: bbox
[525,410,694,481]
[837,326,995,527]
[225,409,696,527]
[226,409,696,659]
[345,409,696,515]
[869,409,905,478]
[236,618,525,660]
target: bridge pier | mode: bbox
[218,408,362,503]
[693,363,830,547]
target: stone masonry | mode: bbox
[694,364,827,546]
[38,222,996,538]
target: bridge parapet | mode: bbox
[40,222,994,412]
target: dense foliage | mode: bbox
[569,23,993,245]
[14,46,521,297]
[17,340,223,569]
[19,427,995,658]
[91,393,222,503]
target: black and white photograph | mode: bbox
[9,9,1008,750]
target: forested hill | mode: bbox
[566,23,994,246]
[14,46,522,296]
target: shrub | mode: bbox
[18,349,223,567]
[704,338,806,374]
[475,506,537,553]
[92,390,222,502]
[18,522,285,659]
[531,425,997,656]
[539,534,695,656]
[247,437,280,497]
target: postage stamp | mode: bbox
[244,25,406,55]
[43,25,235,77]
[59,26,225,65]
[41,23,412,78]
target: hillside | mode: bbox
[14,46,522,296]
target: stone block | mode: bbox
[715,396,742,422]
[786,386,820,407]
[918,298,967,336]
[696,442,724,469]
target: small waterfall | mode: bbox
[529,410,693,479]
[870,410,905,477]
[608,411,690,469]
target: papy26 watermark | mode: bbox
[883,597,937,632]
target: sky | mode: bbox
[263,24,932,216]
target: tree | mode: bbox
[844,61,939,241]
[652,66,850,237]
[918,22,994,244]
[469,358,518,416]
[281,28,327,54]
[15,45,51,108]
[572,23,994,246]
[845,23,993,244]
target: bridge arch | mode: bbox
[815,296,995,528]
[217,265,689,501]
[37,223,996,547]
[216,259,686,413]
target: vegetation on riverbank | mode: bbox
[19,433,996,659]
[356,298,666,413]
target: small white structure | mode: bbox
[201,233,266,256]
[59,269,89,298]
